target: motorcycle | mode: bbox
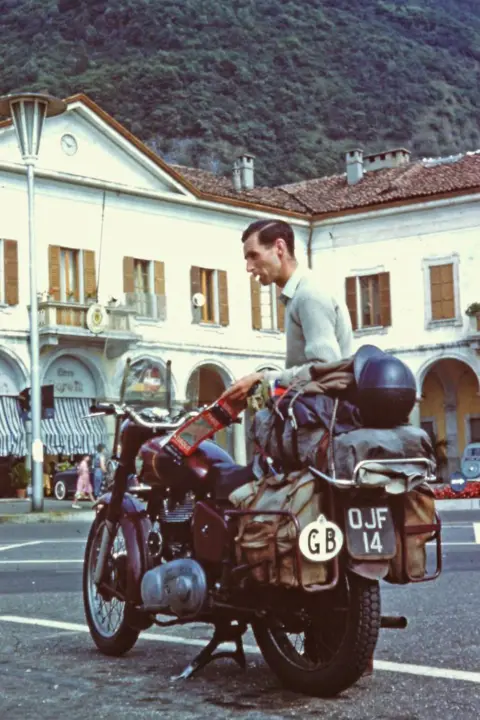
[82,363,442,698]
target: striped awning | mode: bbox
[0,396,27,457]
[42,397,108,455]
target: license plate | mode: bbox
[344,505,396,560]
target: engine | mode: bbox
[140,558,208,618]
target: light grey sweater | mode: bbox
[268,268,353,386]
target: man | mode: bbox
[222,218,353,402]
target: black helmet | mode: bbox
[357,352,416,428]
[353,344,385,383]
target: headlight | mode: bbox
[135,455,144,476]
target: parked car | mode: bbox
[52,461,132,500]
[53,467,94,501]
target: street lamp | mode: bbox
[0,93,67,511]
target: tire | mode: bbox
[53,480,67,501]
[252,573,380,698]
[83,515,140,656]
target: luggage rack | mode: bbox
[309,457,436,490]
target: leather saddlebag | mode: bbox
[228,469,328,587]
[385,483,436,584]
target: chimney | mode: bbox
[363,148,410,172]
[346,148,364,185]
[233,152,255,191]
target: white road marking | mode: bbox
[0,541,43,553]
[474,523,480,544]
[1,615,480,685]
[0,560,83,565]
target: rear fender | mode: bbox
[348,560,390,580]
[95,492,152,603]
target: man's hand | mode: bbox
[220,371,264,403]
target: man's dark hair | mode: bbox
[241,219,295,257]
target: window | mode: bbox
[468,417,480,444]
[123,257,166,320]
[48,246,96,304]
[190,266,229,326]
[60,248,80,302]
[345,272,391,331]
[250,276,285,331]
[423,255,461,326]
[200,268,216,323]
[429,263,454,321]
[0,239,19,306]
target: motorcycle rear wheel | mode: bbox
[83,515,140,656]
[252,572,380,697]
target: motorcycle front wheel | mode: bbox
[252,572,380,698]
[83,514,140,656]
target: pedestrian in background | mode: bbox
[93,443,107,498]
[72,454,94,509]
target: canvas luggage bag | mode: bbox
[385,483,437,584]
[228,469,328,587]
[249,406,329,473]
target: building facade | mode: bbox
[0,96,479,479]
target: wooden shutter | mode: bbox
[4,240,18,306]
[430,263,454,320]
[153,261,165,295]
[48,245,61,301]
[345,276,358,330]
[123,256,135,294]
[250,275,261,330]
[378,272,391,327]
[217,270,229,326]
[190,265,201,323]
[83,250,96,300]
[276,285,285,332]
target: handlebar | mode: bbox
[85,402,199,431]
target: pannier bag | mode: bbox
[385,483,437,584]
[228,469,328,588]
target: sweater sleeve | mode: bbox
[266,287,345,386]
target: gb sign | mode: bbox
[299,515,344,563]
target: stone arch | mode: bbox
[419,356,480,479]
[0,347,28,394]
[184,359,234,404]
[418,351,480,396]
[40,349,107,399]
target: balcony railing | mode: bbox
[125,292,166,321]
[38,300,138,333]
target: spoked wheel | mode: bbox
[83,515,140,656]
[252,573,380,697]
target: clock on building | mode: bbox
[60,133,78,156]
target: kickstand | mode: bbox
[171,621,247,681]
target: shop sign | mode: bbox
[44,357,97,398]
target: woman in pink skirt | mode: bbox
[72,454,95,508]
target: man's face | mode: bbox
[243,232,281,285]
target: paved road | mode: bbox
[0,514,479,719]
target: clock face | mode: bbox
[61,133,78,156]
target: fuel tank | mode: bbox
[139,437,235,492]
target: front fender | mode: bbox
[94,492,152,604]
[94,491,146,516]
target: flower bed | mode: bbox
[433,482,480,500]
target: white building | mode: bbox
[0,96,479,478]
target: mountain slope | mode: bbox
[1,0,479,185]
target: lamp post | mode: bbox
[0,93,66,511]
